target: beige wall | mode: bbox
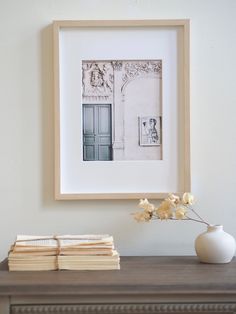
[0,0,236,260]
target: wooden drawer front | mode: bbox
[11,303,236,314]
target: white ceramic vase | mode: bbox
[195,225,236,264]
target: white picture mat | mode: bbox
[59,26,184,194]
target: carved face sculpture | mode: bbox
[90,64,104,88]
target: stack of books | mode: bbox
[8,234,120,271]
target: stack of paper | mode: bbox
[8,235,120,271]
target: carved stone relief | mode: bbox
[121,60,162,91]
[112,61,123,71]
[82,60,162,100]
[82,61,114,100]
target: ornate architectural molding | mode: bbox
[83,95,111,102]
[82,61,114,98]
[122,60,162,87]
[112,61,123,71]
[82,60,162,99]
[11,303,236,313]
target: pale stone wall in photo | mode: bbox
[123,76,162,160]
[82,60,162,160]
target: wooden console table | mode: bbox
[0,256,236,314]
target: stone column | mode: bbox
[112,61,125,160]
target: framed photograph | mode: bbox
[139,116,162,147]
[53,20,190,200]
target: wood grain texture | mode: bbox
[1,256,236,297]
[53,19,190,28]
[53,19,190,200]
[1,257,236,314]
[0,297,9,314]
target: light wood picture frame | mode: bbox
[53,20,190,200]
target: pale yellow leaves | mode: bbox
[134,199,154,222]
[138,198,155,213]
[133,211,152,222]
[167,193,180,207]
[156,200,173,220]
[182,192,194,205]
[133,192,209,226]
[175,207,188,219]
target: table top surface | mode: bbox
[0,256,236,296]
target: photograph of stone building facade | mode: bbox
[82,60,162,161]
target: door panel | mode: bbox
[83,106,95,134]
[84,145,95,161]
[83,104,112,161]
[98,106,111,134]
[99,145,111,161]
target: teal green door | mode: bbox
[83,104,112,161]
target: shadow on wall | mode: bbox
[40,24,54,207]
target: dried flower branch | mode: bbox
[133,193,210,226]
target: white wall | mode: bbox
[0,0,236,260]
